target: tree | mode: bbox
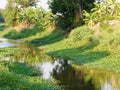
[84,0,120,26]
[0,10,4,23]
[18,7,50,29]
[3,0,39,26]
[49,0,95,30]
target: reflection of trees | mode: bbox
[53,60,95,90]
[53,61,120,90]
[101,74,118,90]
[13,42,52,64]
[86,69,119,90]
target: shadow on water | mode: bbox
[48,42,109,64]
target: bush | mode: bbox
[91,30,120,46]
[69,26,93,42]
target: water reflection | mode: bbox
[52,59,95,90]
[40,62,54,79]
[38,59,95,90]
[38,59,120,90]
[0,38,18,48]
[1,38,120,90]
[0,38,52,64]
[101,74,118,90]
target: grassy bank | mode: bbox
[0,24,63,90]
[40,26,120,72]
[1,23,120,72]
[0,48,63,90]
[0,61,63,90]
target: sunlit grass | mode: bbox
[0,47,20,58]
[36,26,120,72]
[2,24,120,72]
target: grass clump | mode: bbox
[30,29,65,46]
[0,64,63,90]
[4,26,40,39]
[0,24,6,32]
[0,47,20,58]
[0,61,38,76]
[0,23,13,37]
[69,26,93,42]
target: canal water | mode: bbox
[0,38,120,90]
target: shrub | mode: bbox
[69,26,93,42]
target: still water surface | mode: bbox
[0,38,18,48]
[0,38,120,90]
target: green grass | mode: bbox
[0,47,21,58]
[2,24,120,72]
[0,61,38,76]
[4,26,41,39]
[0,24,13,37]
[30,29,66,46]
[0,47,63,90]
[1,23,120,89]
[0,24,6,32]
[0,63,63,90]
[29,25,120,72]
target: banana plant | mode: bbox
[83,0,120,26]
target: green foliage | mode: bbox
[2,7,16,26]
[84,0,120,26]
[0,11,4,23]
[0,24,13,37]
[7,0,38,7]
[18,7,53,29]
[19,25,119,72]
[4,26,40,39]
[11,0,38,8]
[112,31,120,45]
[0,24,6,32]
[0,48,20,58]
[69,26,93,42]
[0,64,63,90]
[2,0,39,26]
[31,29,65,46]
[0,62,38,76]
[92,30,120,46]
[49,0,95,29]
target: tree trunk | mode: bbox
[13,6,18,26]
[74,2,83,27]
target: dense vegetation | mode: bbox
[0,45,63,90]
[1,0,120,89]
[49,0,95,29]
[0,61,63,90]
